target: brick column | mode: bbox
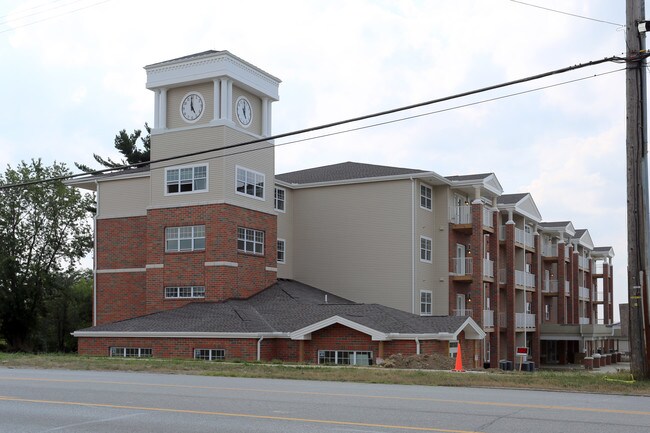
[531,232,541,366]
[505,220,516,363]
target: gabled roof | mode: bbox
[497,193,542,223]
[446,172,503,199]
[592,246,615,258]
[275,162,449,188]
[572,229,595,251]
[74,280,484,341]
[538,221,576,238]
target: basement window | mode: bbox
[110,347,152,358]
[318,350,372,366]
[194,348,225,361]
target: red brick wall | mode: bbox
[96,216,147,270]
[95,272,146,325]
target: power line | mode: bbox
[0,55,635,190]
[510,0,624,27]
[0,0,111,34]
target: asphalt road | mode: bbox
[0,367,648,433]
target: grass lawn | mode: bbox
[0,352,646,396]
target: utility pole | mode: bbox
[626,0,650,379]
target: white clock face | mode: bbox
[236,96,252,127]
[181,92,204,123]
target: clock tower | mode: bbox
[139,51,281,314]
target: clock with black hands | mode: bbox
[181,92,204,123]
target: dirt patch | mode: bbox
[380,353,456,370]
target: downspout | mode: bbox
[93,180,98,326]
[411,178,416,314]
[257,336,264,361]
[415,337,421,355]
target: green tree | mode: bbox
[75,123,150,172]
[40,269,92,352]
[0,160,94,351]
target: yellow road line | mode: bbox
[0,395,480,433]
[2,376,649,416]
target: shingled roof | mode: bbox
[75,280,482,340]
[276,162,427,185]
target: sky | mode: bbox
[0,0,635,320]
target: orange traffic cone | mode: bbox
[453,343,465,372]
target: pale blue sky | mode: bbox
[0,0,631,319]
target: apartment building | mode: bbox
[70,51,615,368]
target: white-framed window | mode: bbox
[420,184,432,210]
[274,187,286,212]
[420,236,432,263]
[110,347,152,358]
[277,239,286,264]
[165,164,207,194]
[236,166,265,199]
[194,348,225,361]
[165,286,205,299]
[449,341,458,358]
[165,225,205,252]
[238,227,264,254]
[420,290,432,316]
[318,350,372,366]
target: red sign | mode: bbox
[516,347,529,355]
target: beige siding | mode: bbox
[277,186,294,278]
[97,176,150,219]
[431,185,450,315]
[290,180,414,312]
[149,126,274,214]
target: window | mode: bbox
[110,347,152,358]
[236,166,265,199]
[277,239,286,264]
[165,286,205,299]
[420,236,432,262]
[318,350,372,366]
[274,187,286,212]
[420,290,432,316]
[238,227,264,254]
[545,304,550,321]
[165,225,205,252]
[194,348,225,361]
[166,165,207,194]
[449,341,458,358]
[420,184,432,210]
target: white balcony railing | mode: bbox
[541,244,558,257]
[543,279,559,293]
[454,309,473,317]
[565,281,570,296]
[515,227,536,249]
[579,286,590,300]
[449,205,471,224]
[578,256,590,270]
[515,313,536,329]
[579,317,590,325]
[451,257,473,276]
[483,258,494,278]
[482,207,493,228]
[483,310,494,327]
[515,270,536,288]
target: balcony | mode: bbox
[515,270,536,288]
[483,258,494,279]
[499,268,506,284]
[543,279,559,294]
[578,256,590,270]
[451,257,473,279]
[483,310,494,328]
[449,205,471,225]
[579,317,590,325]
[482,207,493,229]
[515,313,536,329]
[515,227,535,249]
[453,308,473,317]
[579,286,590,300]
[564,281,570,296]
[498,312,507,327]
[541,244,558,257]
